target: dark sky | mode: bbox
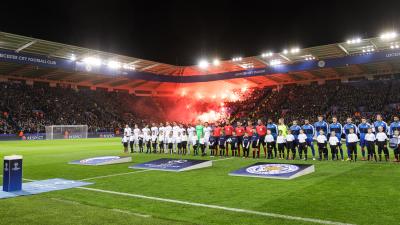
[2,0,400,65]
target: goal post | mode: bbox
[45,125,88,140]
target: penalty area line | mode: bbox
[77,186,355,225]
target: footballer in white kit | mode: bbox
[203,122,212,147]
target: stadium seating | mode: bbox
[1,77,400,134]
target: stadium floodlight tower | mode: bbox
[45,125,88,140]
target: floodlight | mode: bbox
[198,59,209,69]
[83,57,101,66]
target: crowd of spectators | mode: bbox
[0,81,149,134]
[1,77,400,135]
[228,78,400,124]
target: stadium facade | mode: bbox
[1,31,400,97]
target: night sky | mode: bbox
[2,0,400,65]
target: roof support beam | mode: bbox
[337,44,349,55]
[15,40,37,53]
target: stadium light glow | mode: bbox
[269,59,282,66]
[380,31,397,40]
[198,59,209,69]
[305,55,316,61]
[212,58,220,66]
[232,57,242,62]
[390,43,400,49]
[282,49,288,55]
[261,52,273,58]
[290,47,300,54]
[362,45,375,53]
[346,38,361,44]
[83,57,101,66]
[70,54,76,61]
[107,60,122,69]
[122,64,135,70]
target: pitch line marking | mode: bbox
[212,157,234,162]
[80,169,150,181]
[110,208,152,218]
[77,186,356,225]
[50,197,151,218]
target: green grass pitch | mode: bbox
[0,138,399,225]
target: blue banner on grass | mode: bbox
[130,158,212,172]
[229,162,315,180]
[0,178,92,199]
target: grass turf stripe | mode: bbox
[77,186,355,225]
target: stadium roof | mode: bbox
[1,31,400,94]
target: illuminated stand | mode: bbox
[3,155,23,192]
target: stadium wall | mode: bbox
[0,132,118,141]
[1,48,400,83]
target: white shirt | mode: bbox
[286,134,295,142]
[175,136,182,143]
[277,136,286,144]
[151,126,159,136]
[376,132,388,142]
[365,133,376,142]
[122,136,129,143]
[144,135,151,142]
[158,133,165,142]
[298,134,307,143]
[190,136,197,145]
[142,127,150,136]
[164,126,172,136]
[158,126,165,134]
[328,136,339,145]
[347,133,359,143]
[167,136,174,144]
[181,135,188,142]
[129,134,134,142]
[151,135,158,142]
[187,127,195,137]
[204,126,212,138]
[199,137,205,145]
[317,135,327,144]
[138,134,144,141]
[172,126,180,137]
[133,128,140,139]
[264,134,275,143]
[124,127,132,136]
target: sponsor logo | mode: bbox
[68,134,83,139]
[386,52,400,58]
[100,134,115,138]
[246,164,299,175]
[80,156,120,164]
[12,162,20,171]
[318,60,326,68]
[26,135,45,140]
[144,160,188,169]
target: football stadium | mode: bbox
[2,2,400,225]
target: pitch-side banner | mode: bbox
[1,48,400,83]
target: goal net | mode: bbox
[45,125,88,140]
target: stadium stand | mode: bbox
[1,75,400,135]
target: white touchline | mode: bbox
[212,157,233,162]
[77,186,355,225]
[15,176,354,225]
[80,170,150,181]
